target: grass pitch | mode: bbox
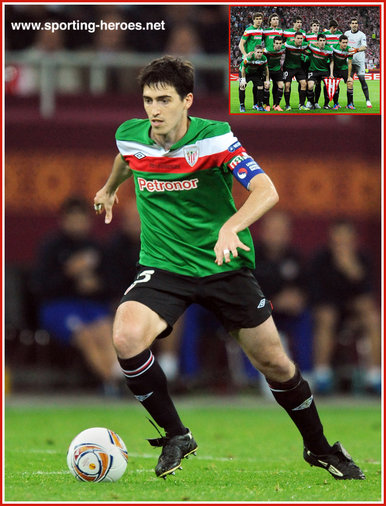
[4,395,382,503]
[229,79,380,114]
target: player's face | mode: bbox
[253,16,263,27]
[270,16,279,28]
[311,23,320,33]
[317,38,326,49]
[330,26,337,34]
[294,20,302,30]
[254,49,263,59]
[294,34,303,46]
[350,20,359,32]
[143,83,193,139]
[273,40,282,50]
[340,39,348,50]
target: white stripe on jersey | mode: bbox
[117,131,238,159]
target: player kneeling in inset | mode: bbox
[331,34,355,110]
[239,46,270,112]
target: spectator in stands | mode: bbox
[31,196,120,393]
[254,211,313,373]
[310,219,381,395]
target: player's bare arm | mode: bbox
[239,38,246,56]
[329,59,334,78]
[214,173,279,265]
[94,153,132,224]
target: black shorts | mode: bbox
[239,70,266,87]
[270,70,284,83]
[120,265,272,338]
[307,70,329,83]
[283,67,306,82]
[333,69,349,83]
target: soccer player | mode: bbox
[345,17,372,107]
[94,55,365,481]
[238,12,264,57]
[283,16,306,42]
[264,35,285,110]
[283,32,309,110]
[305,19,321,44]
[263,13,283,51]
[306,33,334,109]
[239,45,270,112]
[305,19,322,108]
[324,19,343,47]
[331,34,355,109]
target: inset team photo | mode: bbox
[229,5,381,114]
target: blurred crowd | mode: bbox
[5,196,381,398]
[230,6,380,70]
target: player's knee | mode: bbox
[112,323,148,358]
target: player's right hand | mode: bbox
[93,188,118,224]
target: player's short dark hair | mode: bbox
[350,17,359,23]
[254,45,263,50]
[339,34,348,42]
[294,31,304,38]
[329,19,338,28]
[294,16,302,23]
[268,13,279,24]
[273,35,283,42]
[317,33,326,40]
[60,196,90,216]
[311,19,320,26]
[138,56,194,99]
[253,12,263,20]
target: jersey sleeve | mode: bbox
[360,32,367,47]
[221,133,265,190]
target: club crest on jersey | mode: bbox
[183,146,199,167]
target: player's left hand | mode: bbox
[214,226,251,266]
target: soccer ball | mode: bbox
[67,427,128,482]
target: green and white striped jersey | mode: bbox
[116,117,257,277]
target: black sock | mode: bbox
[263,88,270,106]
[266,369,332,455]
[306,89,314,105]
[256,88,263,106]
[315,82,321,102]
[333,88,340,105]
[119,350,186,437]
[284,91,290,106]
[272,81,278,104]
[239,88,245,106]
[347,88,354,105]
[323,87,330,106]
[299,90,306,106]
[275,87,284,106]
[359,76,370,100]
[252,85,259,105]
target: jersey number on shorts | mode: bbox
[124,269,155,294]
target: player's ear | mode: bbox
[184,93,194,110]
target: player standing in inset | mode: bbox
[264,36,285,110]
[331,34,355,109]
[305,33,334,109]
[345,17,372,108]
[282,32,309,110]
[324,19,343,47]
[239,12,264,57]
[305,19,322,108]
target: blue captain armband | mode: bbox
[227,152,265,190]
